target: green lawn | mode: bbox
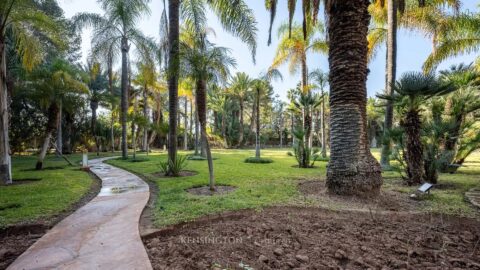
[0,152,115,228]
[107,149,480,227]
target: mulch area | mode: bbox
[0,172,101,270]
[143,206,480,269]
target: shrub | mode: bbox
[158,155,188,176]
[244,157,273,164]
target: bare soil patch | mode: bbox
[298,180,422,212]
[187,185,236,196]
[0,172,101,270]
[143,206,480,270]
[152,170,198,178]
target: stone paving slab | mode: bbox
[8,157,152,270]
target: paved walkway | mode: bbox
[8,157,152,270]
[466,187,480,209]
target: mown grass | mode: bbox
[0,152,116,228]
[107,148,480,227]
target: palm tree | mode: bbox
[424,12,480,72]
[324,0,383,196]
[74,0,154,159]
[309,69,328,158]
[228,72,252,148]
[379,72,455,185]
[30,59,88,170]
[181,29,236,190]
[368,0,460,167]
[250,79,273,158]
[0,0,62,184]
[166,0,257,174]
[179,78,194,151]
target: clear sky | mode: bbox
[59,0,479,101]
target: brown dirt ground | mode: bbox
[0,171,101,270]
[152,170,199,178]
[187,185,237,196]
[143,206,480,270]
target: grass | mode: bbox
[0,152,117,228]
[107,148,480,227]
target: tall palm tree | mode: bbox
[181,29,236,190]
[309,69,328,158]
[325,0,383,196]
[271,22,327,152]
[166,0,257,174]
[250,79,273,158]
[228,72,252,148]
[74,0,154,159]
[0,0,62,184]
[378,72,455,185]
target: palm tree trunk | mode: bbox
[56,103,63,156]
[196,79,214,191]
[380,0,398,168]
[325,0,382,196]
[238,100,244,147]
[184,97,188,150]
[36,103,60,170]
[167,0,180,174]
[255,88,261,158]
[194,107,199,155]
[120,37,129,159]
[403,109,424,185]
[0,38,11,184]
[142,86,149,152]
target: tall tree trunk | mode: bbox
[64,112,73,154]
[120,37,130,159]
[321,89,327,158]
[238,100,244,147]
[196,79,215,191]
[255,88,261,158]
[56,103,63,156]
[403,110,424,185]
[380,0,398,168]
[167,0,180,174]
[301,53,313,150]
[142,86,149,152]
[189,99,194,143]
[0,37,11,184]
[249,101,256,145]
[325,0,382,196]
[184,97,188,150]
[36,103,60,170]
[194,107,200,155]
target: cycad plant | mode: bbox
[379,72,455,185]
[290,92,322,168]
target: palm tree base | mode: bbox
[326,157,382,197]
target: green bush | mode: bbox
[244,157,274,164]
[159,155,188,176]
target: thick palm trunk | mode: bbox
[183,97,188,150]
[238,100,244,147]
[255,88,261,158]
[120,37,129,158]
[403,110,424,185]
[194,107,200,155]
[380,0,398,168]
[196,79,214,191]
[36,103,60,170]
[64,112,74,154]
[142,87,149,152]
[167,0,180,174]
[0,38,11,184]
[249,102,255,145]
[325,0,382,196]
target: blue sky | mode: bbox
[59,0,479,101]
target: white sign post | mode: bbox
[82,152,88,168]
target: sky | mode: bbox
[58,0,479,101]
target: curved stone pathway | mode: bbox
[8,157,152,270]
[466,187,480,209]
